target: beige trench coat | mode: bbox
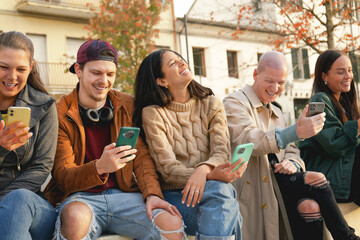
[223,85,305,240]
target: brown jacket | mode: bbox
[45,87,163,206]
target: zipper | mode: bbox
[15,141,29,172]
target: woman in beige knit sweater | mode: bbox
[133,49,247,240]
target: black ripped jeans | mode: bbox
[275,171,355,240]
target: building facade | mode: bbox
[0,0,177,99]
[1,0,359,123]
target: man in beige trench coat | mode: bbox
[223,51,327,240]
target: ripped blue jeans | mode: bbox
[163,180,242,240]
[53,188,185,240]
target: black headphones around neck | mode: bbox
[79,97,114,126]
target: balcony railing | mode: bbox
[37,62,78,95]
[16,0,100,19]
[24,0,100,8]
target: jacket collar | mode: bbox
[15,84,55,128]
[66,84,132,125]
[241,85,280,118]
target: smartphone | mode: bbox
[116,127,140,162]
[6,106,31,127]
[307,102,325,117]
[231,143,254,171]
[116,127,140,148]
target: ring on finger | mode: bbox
[195,190,200,193]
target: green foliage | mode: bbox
[86,0,167,94]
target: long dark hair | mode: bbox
[313,49,359,123]
[133,49,213,140]
[0,31,49,94]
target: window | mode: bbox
[280,0,302,7]
[253,0,261,11]
[155,45,170,50]
[349,53,360,82]
[66,38,85,59]
[294,98,308,120]
[332,0,358,18]
[193,48,206,77]
[27,34,48,84]
[291,48,310,80]
[227,51,238,78]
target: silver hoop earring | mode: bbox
[324,81,328,86]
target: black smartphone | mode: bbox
[307,102,325,117]
[116,127,140,162]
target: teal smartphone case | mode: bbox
[231,143,254,171]
[116,127,140,148]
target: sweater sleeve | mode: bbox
[142,107,195,186]
[198,96,230,168]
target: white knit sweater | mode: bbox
[142,96,230,190]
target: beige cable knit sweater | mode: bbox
[142,96,231,190]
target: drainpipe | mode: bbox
[184,14,189,63]
[170,0,178,51]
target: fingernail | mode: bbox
[182,201,184,204]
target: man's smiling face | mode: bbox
[252,66,287,105]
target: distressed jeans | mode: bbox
[54,188,163,240]
[163,180,242,240]
[276,171,356,240]
[0,188,56,240]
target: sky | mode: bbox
[173,0,195,17]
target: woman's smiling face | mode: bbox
[158,51,193,91]
[322,55,353,99]
[0,47,32,107]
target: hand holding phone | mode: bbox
[231,143,254,172]
[0,107,32,151]
[307,102,325,117]
[116,127,140,163]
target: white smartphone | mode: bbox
[6,106,31,127]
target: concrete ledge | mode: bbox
[323,202,360,240]
[97,234,195,240]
